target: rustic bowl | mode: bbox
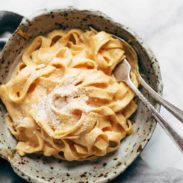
[0,8,163,183]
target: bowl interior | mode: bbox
[0,8,162,183]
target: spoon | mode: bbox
[114,59,183,152]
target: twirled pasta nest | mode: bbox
[0,29,139,161]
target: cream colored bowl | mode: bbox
[0,8,163,183]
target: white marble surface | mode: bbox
[0,0,183,172]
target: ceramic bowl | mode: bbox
[0,8,163,183]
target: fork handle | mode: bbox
[126,79,183,152]
[139,75,183,123]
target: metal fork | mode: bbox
[114,59,183,152]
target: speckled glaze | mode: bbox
[0,8,163,183]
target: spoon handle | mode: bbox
[126,78,183,152]
[139,75,183,123]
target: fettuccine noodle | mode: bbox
[0,29,139,161]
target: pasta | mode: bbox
[0,29,139,161]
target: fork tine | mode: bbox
[113,59,131,82]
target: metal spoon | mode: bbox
[114,59,183,152]
[139,75,183,123]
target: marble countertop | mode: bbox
[0,0,183,180]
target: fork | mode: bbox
[114,59,183,152]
